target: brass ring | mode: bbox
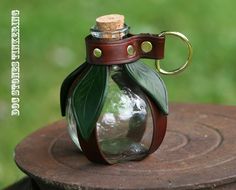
[155,31,193,75]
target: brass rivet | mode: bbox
[93,48,102,58]
[141,41,153,53]
[127,45,135,56]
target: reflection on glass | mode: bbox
[96,66,153,163]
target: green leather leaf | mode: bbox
[71,65,108,140]
[60,63,89,116]
[124,60,168,114]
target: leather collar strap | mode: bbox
[85,34,165,65]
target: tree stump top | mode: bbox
[15,103,236,190]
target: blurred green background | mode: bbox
[0,0,236,188]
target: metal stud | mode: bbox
[141,41,153,53]
[127,45,135,56]
[93,48,102,58]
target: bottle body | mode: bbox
[66,65,154,163]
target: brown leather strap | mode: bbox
[78,128,109,164]
[85,34,165,65]
[147,97,167,154]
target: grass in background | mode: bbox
[0,0,236,188]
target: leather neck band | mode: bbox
[85,34,165,65]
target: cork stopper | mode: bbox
[96,14,125,31]
[94,14,126,39]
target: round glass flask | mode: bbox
[64,15,167,164]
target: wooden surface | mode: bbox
[14,103,236,190]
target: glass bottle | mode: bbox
[61,14,168,164]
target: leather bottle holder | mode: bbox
[85,33,165,65]
[62,31,192,164]
[75,33,167,164]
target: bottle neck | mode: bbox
[90,24,129,40]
